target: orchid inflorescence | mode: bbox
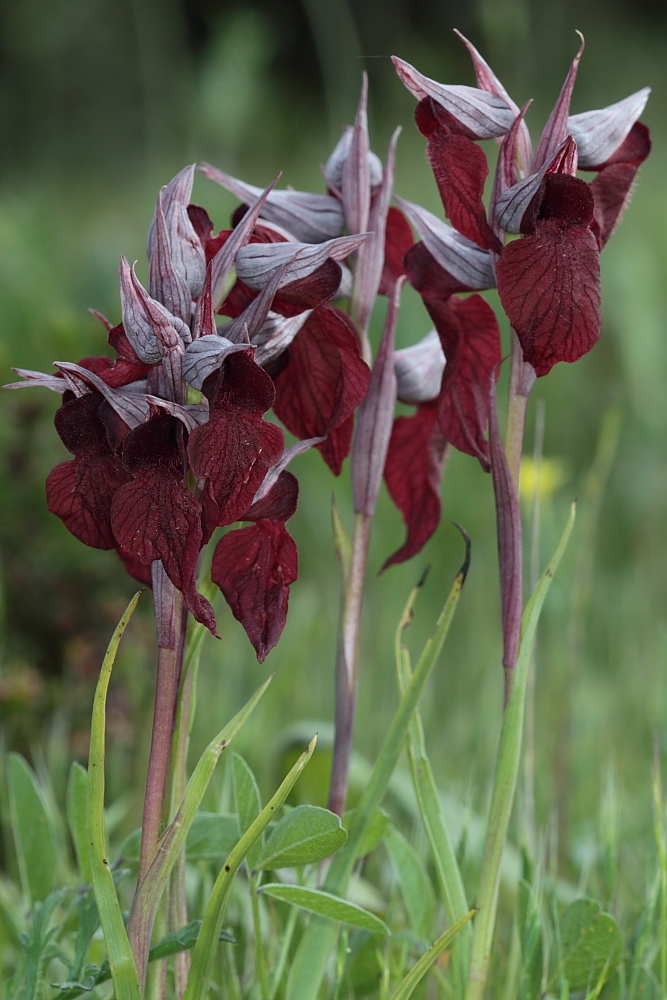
[7,32,650,663]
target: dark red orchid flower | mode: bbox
[6,166,366,658]
[393,35,650,377]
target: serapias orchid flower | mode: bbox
[6,166,371,659]
[393,31,650,376]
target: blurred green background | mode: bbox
[0,0,665,901]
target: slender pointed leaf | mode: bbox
[388,910,476,1000]
[260,883,387,933]
[7,754,58,905]
[232,753,263,871]
[66,762,91,884]
[86,592,142,1000]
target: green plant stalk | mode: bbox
[388,910,476,1000]
[286,552,468,1000]
[652,738,667,994]
[127,674,273,992]
[269,903,299,1000]
[395,585,471,995]
[183,735,317,1000]
[250,873,270,1000]
[328,510,372,816]
[464,503,575,1000]
[87,592,142,1000]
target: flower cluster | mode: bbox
[7,33,650,660]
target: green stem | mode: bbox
[328,511,372,816]
[250,875,270,1000]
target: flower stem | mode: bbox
[327,511,371,816]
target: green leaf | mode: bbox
[7,753,58,905]
[254,805,347,870]
[66,762,91,884]
[385,825,435,940]
[557,898,621,991]
[260,884,388,934]
[86,592,142,1000]
[232,753,263,870]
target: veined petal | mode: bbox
[590,122,651,247]
[568,87,650,168]
[454,29,533,172]
[533,33,584,170]
[394,329,445,404]
[54,362,150,428]
[120,258,190,364]
[382,402,448,569]
[395,196,495,288]
[147,165,207,299]
[324,125,383,193]
[236,234,368,290]
[341,74,371,236]
[351,278,402,516]
[496,175,600,376]
[252,310,313,367]
[392,56,515,138]
[250,443,321,509]
[494,136,577,234]
[212,520,297,661]
[182,335,249,391]
[4,368,67,393]
[200,163,344,243]
[148,192,192,322]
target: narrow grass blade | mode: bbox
[67,762,91,884]
[464,503,576,1000]
[183,735,317,1000]
[287,544,469,1000]
[7,753,58,905]
[388,910,476,1000]
[127,675,273,980]
[395,574,472,990]
[87,592,142,1000]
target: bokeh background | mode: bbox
[1,0,666,900]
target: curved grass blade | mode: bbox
[395,575,472,991]
[388,910,476,1000]
[464,503,576,1000]
[87,592,142,1000]
[183,735,317,1000]
[287,542,470,1000]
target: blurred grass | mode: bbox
[0,0,666,925]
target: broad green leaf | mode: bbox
[66,762,91,884]
[385,825,435,940]
[388,910,476,1000]
[87,592,142,1000]
[260,884,388,934]
[232,753,263,870]
[7,753,58,905]
[556,898,621,990]
[183,736,317,1000]
[254,805,347,870]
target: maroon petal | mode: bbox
[47,455,130,550]
[405,241,480,300]
[496,174,600,376]
[212,520,298,661]
[533,34,584,170]
[379,206,414,293]
[187,352,284,536]
[271,305,370,474]
[416,98,502,252]
[382,402,448,570]
[589,122,651,248]
[426,294,502,469]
